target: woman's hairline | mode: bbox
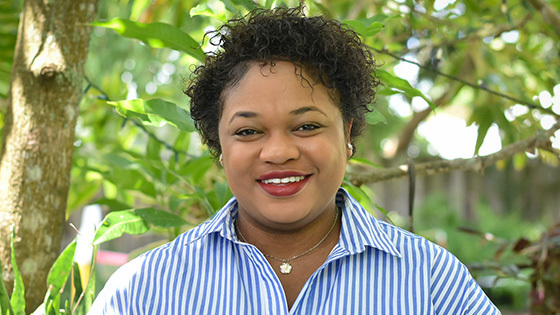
[217,59,345,122]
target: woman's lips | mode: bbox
[256,173,311,197]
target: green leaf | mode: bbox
[474,121,492,156]
[168,196,185,212]
[93,208,188,245]
[134,208,188,228]
[94,198,133,211]
[130,0,151,21]
[66,179,103,214]
[365,110,387,125]
[64,299,71,315]
[146,136,162,161]
[223,0,257,11]
[349,157,382,168]
[105,168,158,199]
[9,229,24,315]
[114,107,152,125]
[343,183,383,215]
[342,183,391,222]
[343,17,384,37]
[468,106,494,156]
[71,264,83,306]
[108,98,195,132]
[181,155,214,184]
[310,0,331,15]
[92,18,205,62]
[101,152,137,169]
[213,182,232,207]
[377,69,436,110]
[80,256,96,311]
[203,181,233,212]
[44,240,77,306]
[45,293,58,315]
[93,210,149,245]
[190,3,227,22]
[173,132,191,156]
[184,188,215,216]
[513,152,527,171]
[0,258,15,315]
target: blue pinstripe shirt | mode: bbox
[89,188,501,314]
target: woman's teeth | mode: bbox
[261,176,305,184]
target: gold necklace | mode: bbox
[235,208,339,275]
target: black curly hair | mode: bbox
[185,6,378,158]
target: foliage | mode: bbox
[93,208,188,244]
[522,224,560,313]
[0,207,189,314]
[9,229,24,315]
[405,191,560,312]
[0,0,20,99]
[0,0,559,313]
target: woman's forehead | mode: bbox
[220,60,340,111]
[219,61,342,122]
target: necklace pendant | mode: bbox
[279,262,292,274]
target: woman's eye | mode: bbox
[235,129,258,136]
[296,124,321,131]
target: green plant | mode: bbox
[0,206,189,314]
[408,192,557,311]
[2,0,559,312]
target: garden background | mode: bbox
[0,0,559,314]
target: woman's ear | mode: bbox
[346,120,353,157]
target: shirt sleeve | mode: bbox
[430,245,502,315]
[87,256,143,315]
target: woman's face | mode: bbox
[218,61,352,230]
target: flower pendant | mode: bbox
[279,262,292,274]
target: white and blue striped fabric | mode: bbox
[89,188,501,314]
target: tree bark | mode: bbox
[0,0,98,312]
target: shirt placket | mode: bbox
[238,242,291,314]
[289,243,351,314]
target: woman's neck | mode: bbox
[235,205,340,261]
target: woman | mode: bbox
[89,7,501,314]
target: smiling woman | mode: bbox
[218,62,349,303]
[89,6,502,314]
[219,62,349,227]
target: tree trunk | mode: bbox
[0,0,98,312]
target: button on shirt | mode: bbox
[89,188,501,314]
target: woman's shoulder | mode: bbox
[138,213,230,261]
[88,213,233,313]
[355,211,461,269]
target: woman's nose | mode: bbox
[259,132,300,164]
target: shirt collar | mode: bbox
[336,188,402,258]
[195,188,401,258]
[189,197,238,243]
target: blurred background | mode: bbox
[1,0,559,313]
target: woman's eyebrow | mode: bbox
[229,111,259,124]
[229,106,326,124]
[290,106,327,117]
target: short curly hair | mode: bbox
[185,6,378,158]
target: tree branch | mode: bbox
[373,47,560,119]
[525,0,560,37]
[400,12,532,56]
[347,121,560,186]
